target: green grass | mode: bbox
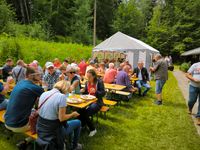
[0,72,200,150]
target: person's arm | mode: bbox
[58,107,79,122]
[186,64,200,83]
[95,80,106,97]
[69,80,79,92]
[186,73,200,83]
[145,68,150,81]
[124,74,132,90]
[150,61,160,72]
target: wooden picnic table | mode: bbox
[67,94,97,109]
[104,83,126,91]
[130,77,139,84]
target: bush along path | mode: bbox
[173,69,200,135]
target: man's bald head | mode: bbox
[154,54,162,61]
[123,65,130,73]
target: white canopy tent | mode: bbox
[93,31,159,69]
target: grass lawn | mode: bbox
[0,72,200,150]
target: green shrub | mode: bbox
[179,62,191,72]
[0,35,92,66]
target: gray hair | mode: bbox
[109,63,115,69]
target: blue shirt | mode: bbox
[39,88,66,120]
[5,80,44,127]
[0,82,5,103]
[116,70,132,90]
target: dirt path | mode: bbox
[173,70,200,135]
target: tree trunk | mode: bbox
[23,0,30,23]
[19,0,25,23]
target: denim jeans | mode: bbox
[188,85,200,118]
[87,103,101,116]
[0,99,8,110]
[155,80,166,94]
[65,119,81,149]
[136,80,151,95]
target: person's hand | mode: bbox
[80,88,85,93]
[59,73,65,80]
[89,87,96,94]
[193,78,200,83]
[72,111,80,118]
[149,67,154,72]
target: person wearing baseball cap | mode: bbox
[43,62,61,90]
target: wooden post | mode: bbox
[93,0,97,47]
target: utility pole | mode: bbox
[93,0,97,47]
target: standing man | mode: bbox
[78,59,88,77]
[150,54,168,105]
[134,61,151,96]
[2,58,13,81]
[186,62,200,125]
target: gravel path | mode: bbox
[173,70,200,135]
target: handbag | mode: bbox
[29,91,58,134]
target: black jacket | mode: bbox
[83,79,106,107]
[133,67,149,82]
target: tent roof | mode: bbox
[93,31,159,53]
[181,47,200,56]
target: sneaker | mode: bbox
[196,118,200,126]
[154,100,162,105]
[74,143,83,150]
[188,109,192,115]
[89,129,97,137]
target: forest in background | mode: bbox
[0,0,200,59]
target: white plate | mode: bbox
[80,95,96,100]
[67,98,83,104]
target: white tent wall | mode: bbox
[126,50,153,70]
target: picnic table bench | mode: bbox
[0,110,38,139]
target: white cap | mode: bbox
[45,62,54,69]
[33,60,38,64]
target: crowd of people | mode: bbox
[0,54,172,149]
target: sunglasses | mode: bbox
[48,67,54,70]
[67,72,75,74]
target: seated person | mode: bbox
[133,61,151,96]
[85,61,96,78]
[12,60,27,83]
[66,66,81,94]
[43,62,61,90]
[0,80,10,110]
[79,69,105,137]
[5,67,44,133]
[37,80,82,150]
[116,65,137,92]
[97,62,105,74]
[58,64,68,81]
[2,58,13,82]
[103,63,117,84]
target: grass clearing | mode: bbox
[0,72,199,150]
